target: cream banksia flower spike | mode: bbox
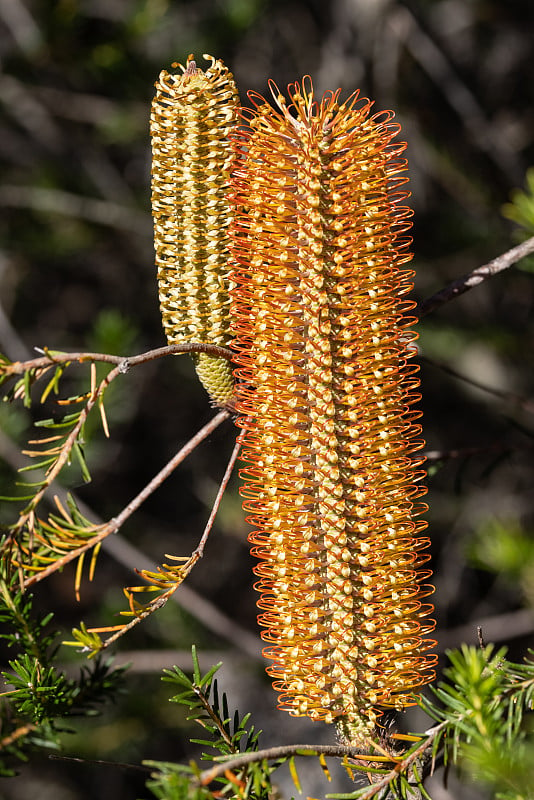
[151,54,238,406]
[230,79,437,745]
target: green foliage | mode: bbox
[145,647,275,800]
[64,621,104,656]
[502,167,534,237]
[468,518,534,578]
[83,310,141,438]
[0,349,118,597]
[0,355,95,506]
[502,168,534,274]
[0,352,67,407]
[0,571,127,777]
[467,517,534,606]
[87,309,139,357]
[0,573,57,661]
[420,645,534,799]
[145,765,215,800]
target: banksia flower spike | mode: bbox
[151,54,238,405]
[230,79,437,744]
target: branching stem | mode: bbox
[7,364,118,542]
[24,409,230,588]
[199,744,363,785]
[3,342,233,377]
[198,724,446,796]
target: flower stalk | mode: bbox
[230,79,436,743]
[151,54,238,405]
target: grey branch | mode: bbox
[417,236,534,318]
[199,744,361,784]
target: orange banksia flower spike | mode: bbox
[230,78,437,744]
[151,54,238,405]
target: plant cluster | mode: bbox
[0,50,534,800]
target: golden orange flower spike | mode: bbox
[230,78,437,745]
[151,54,238,405]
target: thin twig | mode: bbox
[0,723,36,748]
[24,410,230,587]
[3,342,233,544]
[102,526,262,660]
[194,685,236,752]
[199,744,362,785]
[113,410,230,530]
[198,726,446,794]
[423,443,521,463]
[355,725,446,800]
[48,753,150,773]
[417,236,534,318]
[95,413,239,650]
[194,427,245,559]
[2,341,234,376]
[94,587,175,650]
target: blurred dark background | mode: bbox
[1,0,534,797]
